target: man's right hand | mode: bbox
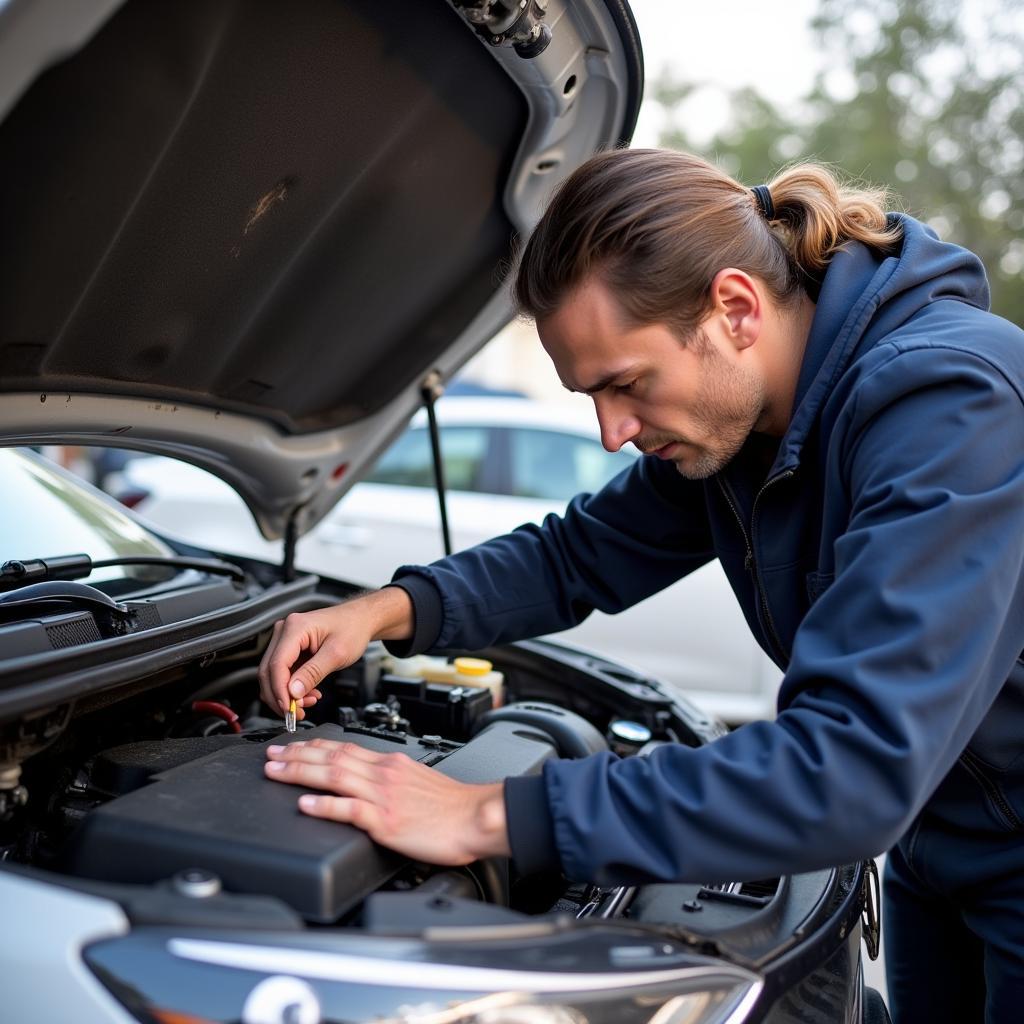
[257,586,414,720]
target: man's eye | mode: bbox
[616,379,638,394]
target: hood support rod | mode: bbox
[282,509,299,582]
[420,371,452,557]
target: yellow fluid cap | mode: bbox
[453,657,493,677]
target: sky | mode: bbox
[626,0,1024,149]
[626,0,822,146]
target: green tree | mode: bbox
[652,0,1024,324]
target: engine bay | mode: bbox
[0,596,796,932]
[0,569,876,1024]
[68,716,563,922]
[0,573,868,980]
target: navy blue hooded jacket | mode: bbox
[389,216,1024,885]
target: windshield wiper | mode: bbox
[0,580,138,632]
[0,553,246,593]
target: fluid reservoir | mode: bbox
[453,657,505,708]
[419,657,458,684]
[384,655,428,678]
[384,655,457,683]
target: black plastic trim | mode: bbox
[0,576,323,720]
[746,861,865,1014]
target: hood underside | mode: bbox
[0,0,641,538]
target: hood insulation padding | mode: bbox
[0,0,527,433]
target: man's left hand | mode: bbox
[264,738,511,864]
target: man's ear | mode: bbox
[709,268,761,351]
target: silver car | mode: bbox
[0,1,885,1021]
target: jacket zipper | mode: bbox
[959,748,1024,830]
[717,471,794,665]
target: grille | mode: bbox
[699,877,780,907]
[46,616,102,649]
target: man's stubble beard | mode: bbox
[673,333,767,480]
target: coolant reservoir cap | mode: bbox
[609,720,652,745]
[453,657,492,677]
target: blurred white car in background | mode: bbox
[115,397,782,722]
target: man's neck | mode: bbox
[761,292,816,436]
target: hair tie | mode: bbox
[751,184,776,221]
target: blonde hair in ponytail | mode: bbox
[764,164,902,278]
[515,149,903,340]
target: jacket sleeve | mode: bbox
[508,346,1024,884]
[386,453,716,653]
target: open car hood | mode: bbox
[0,0,641,539]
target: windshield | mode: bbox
[0,449,172,583]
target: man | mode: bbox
[258,149,1024,1020]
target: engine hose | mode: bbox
[466,857,510,906]
[415,871,482,902]
[191,700,241,734]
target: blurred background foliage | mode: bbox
[650,0,1024,324]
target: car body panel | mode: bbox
[1,869,134,1024]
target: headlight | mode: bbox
[85,931,762,1024]
[379,981,759,1024]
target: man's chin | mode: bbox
[672,449,736,480]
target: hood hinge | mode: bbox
[451,0,553,59]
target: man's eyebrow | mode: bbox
[563,371,629,396]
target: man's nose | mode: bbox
[596,400,641,452]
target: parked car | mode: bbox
[0,1,885,1022]
[116,397,783,723]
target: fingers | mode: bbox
[264,759,378,800]
[262,738,506,865]
[264,741,391,797]
[289,690,320,724]
[258,612,337,714]
[297,794,381,833]
[258,622,323,716]
[260,617,315,712]
[286,646,338,700]
[258,602,378,719]
[257,619,285,710]
[266,739,385,768]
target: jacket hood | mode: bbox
[0,0,642,540]
[777,214,991,472]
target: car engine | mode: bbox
[3,640,673,926]
[0,596,877,1022]
[68,716,567,922]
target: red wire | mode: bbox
[191,700,242,734]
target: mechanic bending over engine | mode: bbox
[258,149,1024,1023]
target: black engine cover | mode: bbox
[67,721,555,922]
